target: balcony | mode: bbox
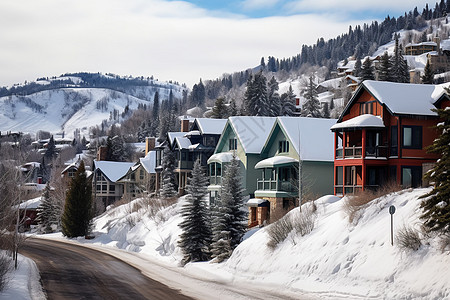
[336,145,388,159]
[256,179,297,193]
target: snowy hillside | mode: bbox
[66,188,450,299]
[0,74,185,138]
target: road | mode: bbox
[20,238,194,300]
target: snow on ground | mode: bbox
[0,253,45,300]
[13,188,450,300]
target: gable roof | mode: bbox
[94,160,135,182]
[193,118,227,135]
[167,132,186,147]
[140,150,156,174]
[228,116,277,154]
[340,80,450,121]
[276,117,337,162]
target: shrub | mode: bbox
[0,252,11,292]
[294,203,317,237]
[267,214,294,249]
[344,181,401,223]
[397,225,422,251]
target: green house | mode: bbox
[249,117,336,226]
[207,116,277,205]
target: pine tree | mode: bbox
[36,182,60,233]
[354,58,362,77]
[420,107,450,234]
[360,57,375,81]
[243,72,268,116]
[391,36,410,83]
[301,76,321,118]
[210,156,247,262]
[45,135,56,160]
[281,85,297,116]
[178,159,212,265]
[422,60,434,84]
[377,52,393,81]
[61,161,93,238]
[229,98,238,116]
[322,102,331,118]
[210,97,229,119]
[160,145,177,199]
[267,76,281,116]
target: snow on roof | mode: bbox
[277,117,337,162]
[167,132,186,146]
[255,156,298,169]
[18,197,41,210]
[228,116,277,154]
[175,136,192,149]
[318,77,341,90]
[208,152,239,164]
[246,198,269,207]
[194,118,227,135]
[184,130,201,137]
[94,160,135,182]
[140,151,156,174]
[362,80,449,116]
[331,114,385,131]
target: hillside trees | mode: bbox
[420,107,450,234]
[301,76,321,117]
[243,72,268,116]
[377,52,393,81]
[178,159,212,264]
[210,97,229,119]
[280,85,297,116]
[61,161,93,238]
[267,76,282,116]
[422,60,434,84]
[360,57,375,81]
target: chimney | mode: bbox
[145,137,156,155]
[434,37,441,55]
[181,118,190,133]
[97,146,108,161]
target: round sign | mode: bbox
[389,205,396,215]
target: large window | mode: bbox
[360,101,374,115]
[390,126,398,156]
[229,138,237,150]
[402,166,422,188]
[402,126,422,149]
[279,140,289,153]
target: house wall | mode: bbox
[302,161,334,197]
[342,91,383,121]
[265,125,300,160]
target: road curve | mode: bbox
[20,238,194,300]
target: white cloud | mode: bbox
[241,0,282,11]
[0,0,380,88]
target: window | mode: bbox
[229,138,237,150]
[402,126,422,149]
[402,166,422,188]
[279,140,289,153]
[390,126,398,156]
[360,101,374,115]
[102,185,107,193]
[139,169,145,180]
[68,169,76,178]
[216,163,222,176]
[336,166,343,185]
[109,185,115,192]
[210,163,215,176]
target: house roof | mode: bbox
[140,150,156,174]
[167,132,186,147]
[228,116,277,154]
[94,160,135,182]
[193,118,227,135]
[255,156,298,169]
[276,117,337,162]
[330,114,385,131]
[174,136,192,150]
[208,152,239,164]
[341,80,450,120]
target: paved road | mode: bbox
[20,238,194,300]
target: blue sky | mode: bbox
[0,0,435,88]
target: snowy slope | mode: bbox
[39,188,450,300]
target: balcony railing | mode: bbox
[257,179,297,193]
[344,146,362,158]
[336,145,389,159]
[365,146,388,158]
[335,185,363,195]
[210,176,222,186]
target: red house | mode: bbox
[331,80,450,195]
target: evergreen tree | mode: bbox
[110,135,126,162]
[152,91,160,120]
[354,58,362,77]
[178,159,212,265]
[243,72,268,116]
[360,57,375,81]
[210,155,247,262]
[377,52,393,81]
[267,76,281,116]
[36,182,60,233]
[322,102,331,118]
[160,145,177,199]
[45,135,56,160]
[210,97,229,119]
[61,161,93,238]
[420,107,450,234]
[280,85,297,116]
[301,76,321,118]
[228,98,238,116]
[422,60,434,84]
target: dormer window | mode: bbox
[229,138,237,150]
[360,101,374,115]
[279,140,289,153]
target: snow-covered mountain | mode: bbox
[0,74,185,138]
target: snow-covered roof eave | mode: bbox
[255,156,298,169]
[331,114,385,131]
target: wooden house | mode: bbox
[331,80,450,196]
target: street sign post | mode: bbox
[389,205,396,246]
